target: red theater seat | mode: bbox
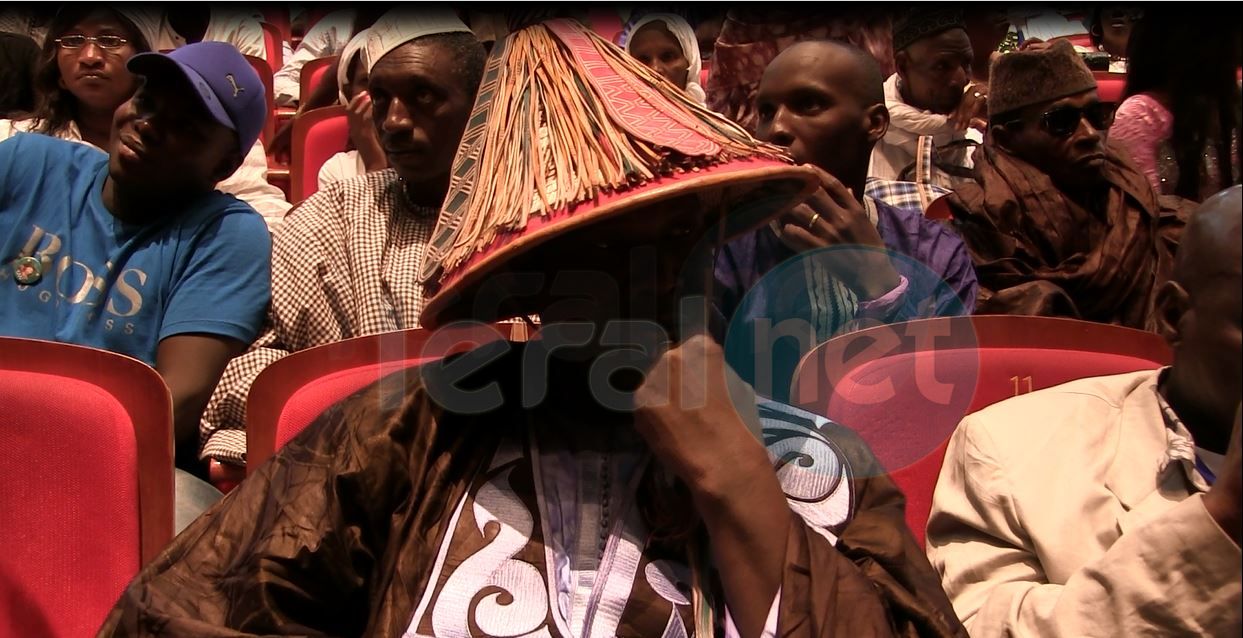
[925,193,953,220]
[289,105,349,205]
[299,55,340,109]
[246,324,530,473]
[0,338,173,638]
[1094,70,1127,104]
[259,21,284,70]
[789,316,1171,547]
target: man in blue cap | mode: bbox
[0,41,272,528]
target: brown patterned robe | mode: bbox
[948,142,1191,330]
[706,9,895,134]
[101,343,964,637]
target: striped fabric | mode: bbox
[864,176,951,215]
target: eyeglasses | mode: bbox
[1008,102,1112,138]
[54,34,129,50]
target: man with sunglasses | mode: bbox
[947,40,1189,331]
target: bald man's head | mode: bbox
[768,40,886,107]
[755,40,889,184]
[1173,186,1243,294]
[1159,186,1242,453]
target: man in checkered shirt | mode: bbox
[199,12,487,469]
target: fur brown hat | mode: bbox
[988,40,1097,118]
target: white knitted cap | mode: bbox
[363,8,473,72]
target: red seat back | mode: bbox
[300,55,340,108]
[0,338,173,638]
[289,105,350,205]
[259,21,284,70]
[1094,70,1127,104]
[247,324,530,473]
[790,316,1170,547]
[244,54,276,148]
[925,193,953,220]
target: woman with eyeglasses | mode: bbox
[1109,14,1241,202]
[0,7,291,226]
[0,8,160,149]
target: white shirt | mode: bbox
[869,73,976,189]
[273,9,356,106]
[157,9,267,60]
[0,119,290,228]
[316,149,367,192]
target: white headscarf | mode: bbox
[623,13,706,105]
[337,28,371,105]
[112,7,165,53]
[363,8,472,72]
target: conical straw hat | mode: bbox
[419,19,817,328]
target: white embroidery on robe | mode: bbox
[405,399,856,637]
[759,400,854,544]
[646,560,692,638]
[431,458,552,638]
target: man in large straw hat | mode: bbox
[103,19,963,637]
[197,8,487,476]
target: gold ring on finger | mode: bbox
[806,212,821,229]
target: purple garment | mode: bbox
[712,198,978,401]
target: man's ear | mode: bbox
[864,103,889,145]
[990,123,1015,153]
[894,50,909,78]
[1155,280,1191,349]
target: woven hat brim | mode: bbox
[420,160,818,329]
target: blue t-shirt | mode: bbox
[0,133,272,366]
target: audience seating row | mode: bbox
[0,314,1168,634]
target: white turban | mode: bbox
[113,7,166,53]
[364,8,473,72]
[624,13,706,105]
[337,28,371,105]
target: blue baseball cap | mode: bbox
[127,41,267,155]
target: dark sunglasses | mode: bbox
[1008,102,1112,138]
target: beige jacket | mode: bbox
[927,370,1241,636]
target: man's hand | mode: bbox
[775,166,901,300]
[347,91,389,172]
[951,82,989,132]
[633,334,766,490]
[1204,404,1242,545]
[633,334,788,637]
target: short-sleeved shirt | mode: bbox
[0,133,272,366]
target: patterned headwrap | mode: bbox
[892,7,966,52]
